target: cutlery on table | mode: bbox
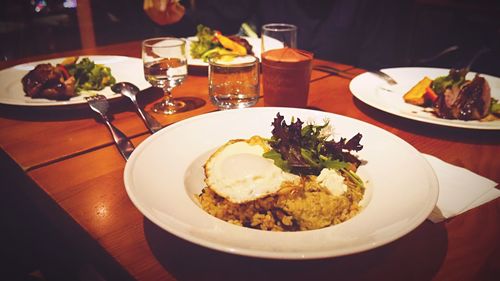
[86,94,135,160]
[111,82,163,134]
[314,64,398,85]
[313,65,356,79]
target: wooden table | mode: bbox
[1,41,498,281]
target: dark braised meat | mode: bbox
[21,63,76,100]
[434,74,491,120]
[228,35,254,55]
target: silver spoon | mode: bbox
[112,82,162,134]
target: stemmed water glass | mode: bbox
[142,37,188,114]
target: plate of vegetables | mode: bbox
[349,67,500,130]
[0,56,150,106]
[186,25,263,67]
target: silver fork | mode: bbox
[86,94,135,160]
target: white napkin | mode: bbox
[423,154,500,223]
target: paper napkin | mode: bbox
[423,154,500,223]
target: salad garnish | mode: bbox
[263,113,363,176]
[61,57,116,92]
[190,24,253,62]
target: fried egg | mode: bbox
[204,136,300,203]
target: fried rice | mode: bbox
[197,169,364,231]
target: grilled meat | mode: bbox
[434,74,491,120]
[21,63,76,100]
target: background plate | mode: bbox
[349,67,500,130]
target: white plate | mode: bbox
[0,56,151,107]
[186,36,262,66]
[124,107,439,259]
[349,67,500,130]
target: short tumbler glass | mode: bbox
[208,54,260,110]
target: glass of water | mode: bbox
[261,23,297,53]
[208,54,260,110]
[142,37,188,114]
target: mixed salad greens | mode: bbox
[491,98,500,114]
[431,68,467,96]
[190,25,221,61]
[263,113,364,179]
[60,57,116,93]
[190,24,254,62]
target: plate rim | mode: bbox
[349,66,500,130]
[124,107,439,259]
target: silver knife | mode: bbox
[368,70,398,85]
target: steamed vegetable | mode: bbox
[491,98,500,116]
[403,76,433,105]
[240,22,257,38]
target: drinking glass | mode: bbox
[261,23,297,53]
[260,23,313,108]
[208,54,260,110]
[142,37,188,114]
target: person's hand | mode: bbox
[143,0,185,25]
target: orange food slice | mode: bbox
[214,32,247,55]
[403,76,433,105]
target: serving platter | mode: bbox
[124,107,439,259]
[349,67,500,130]
[0,55,150,107]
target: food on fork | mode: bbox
[21,57,116,101]
[190,25,254,62]
[198,113,365,231]
[402,68,499,121]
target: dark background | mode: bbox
[1,0,499,75]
